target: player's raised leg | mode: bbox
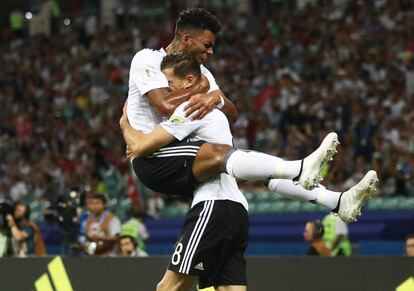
[266,170,379,223]
[193,132,339,190]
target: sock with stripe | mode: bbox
[225,150,302,181]
[266,178,341,209]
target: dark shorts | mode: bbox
[168,200,249,288]
[132,138,205,197]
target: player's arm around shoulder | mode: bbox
[184,90,239,123]
[188,65,239,123]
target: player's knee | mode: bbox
[212,144,234,172]
[194,143,234,181]
[203,143,233,168]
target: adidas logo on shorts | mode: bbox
[194,262,204,271]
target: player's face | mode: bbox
[163,68,195,91]
[163,68,185,91]
[183,30,216,64]
[406,238,414,256]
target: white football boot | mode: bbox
[296,132,339,190]
[336,170,379,223]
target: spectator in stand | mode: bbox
[322,213,352,256]
[6,203,46,257]
[117,224,148,257]
[405,234,414,257]
[122,209,150,254]
[83,193,121,256]
[303,220,332,257]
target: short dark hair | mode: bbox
[406,233,414,241]
[161,52,201,80]
[309,220,324,238]
[119,235,138,248]
[175,8,221,38]
[92,193,107,204]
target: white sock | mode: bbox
[267,179,341,210]
[225,150,302,181]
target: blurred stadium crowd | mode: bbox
[1,0,414,255]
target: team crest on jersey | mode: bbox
[139,67,157,83]
[169,115,185,125]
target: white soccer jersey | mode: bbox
[161,102,249,211]
[127,48,219,133]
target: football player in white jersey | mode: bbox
[121,51,378,291]
[127,8,342,203]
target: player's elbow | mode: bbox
[225,107,239,124]
[131,143,153,158]
[130,144,145,158]
[119,117,127,130]
[228,110,239,124]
